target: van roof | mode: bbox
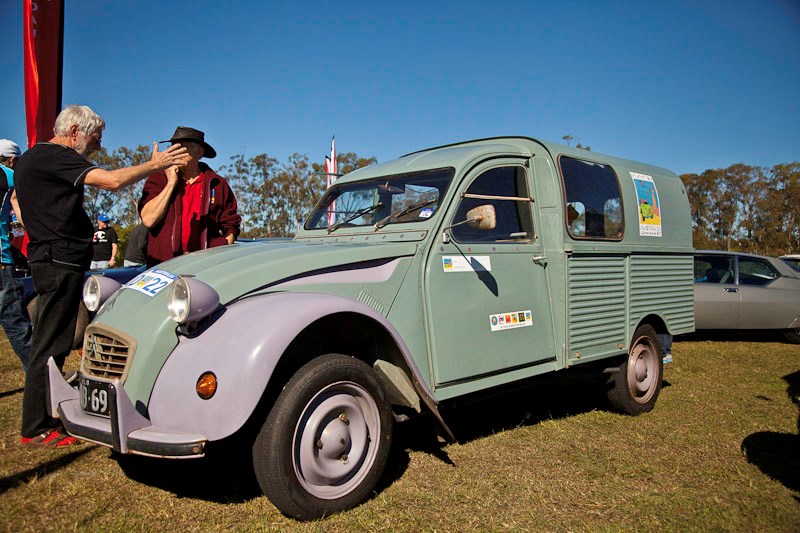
[340,136,677,184]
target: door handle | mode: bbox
[724,287,738,293]
[532,256,547,267]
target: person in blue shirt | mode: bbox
[0,139,31,372]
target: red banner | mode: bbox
[23,0,64,148]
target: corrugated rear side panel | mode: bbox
[630,255,695,334]
[567,256,627,360]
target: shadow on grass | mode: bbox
[677,330,792,344]
[0,447,93,496]
[114,365,660,507]
[392,364,629,457]
[115,440,262,504]
[741,370,800,494]
[0,387,23,399]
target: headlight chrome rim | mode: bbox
[83,275,123,312]
[167,276,220,324]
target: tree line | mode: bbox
[86,146,799,256]
[86,146,376,239]
[680,162,799,256]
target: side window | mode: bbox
[561,157,623,239]
[451,166,533,243]
[694,255,734,284]
[738,257,780,286]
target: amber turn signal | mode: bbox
[196,372,218,399]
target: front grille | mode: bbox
[81,325,137,381]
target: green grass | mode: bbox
[1,335,798,532]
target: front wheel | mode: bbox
[607,324,663,415]
[253,354,393,520]
[26,297,90,349]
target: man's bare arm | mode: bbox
[84,143,189,191]
[10,190,22,226]
[140,166,180,228]
[109,242,118,267]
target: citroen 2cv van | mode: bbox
[47,137,694,519]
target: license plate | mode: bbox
[80,376,111,417]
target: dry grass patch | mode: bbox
[0,334,797,531]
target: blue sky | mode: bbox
[1,0,798,175]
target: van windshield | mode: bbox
[306,168,455,231]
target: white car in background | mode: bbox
[694,251,800,344]
[780,254,800,272]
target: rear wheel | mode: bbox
[607,324,663,415]
[783,328,800,344]
[253,354,392,520]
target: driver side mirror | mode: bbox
[465,204,496,231]
[442,204,497,243]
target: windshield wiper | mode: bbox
[374,199,438,229]
[328,202,384,233]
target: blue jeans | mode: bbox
[0,265,32,371]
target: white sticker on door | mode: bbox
[442,255,492,272]
[489,310,533,332]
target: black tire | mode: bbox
[252,354,393,520]
[25,297,37,327]
[73,303,89,349]
[783,328,800,344]
[26,297,89,349]
[607,324,663,415]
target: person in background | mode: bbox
[91,213,117,269]
[14,104,189,447]
[124,221,148,267]
[658,333,673,364]
[0,139,32,372]
[139,127,241,267]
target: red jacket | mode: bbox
[139,163,241,267]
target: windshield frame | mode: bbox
[304,167,456,232]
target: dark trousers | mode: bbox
[21,261,84,438]
[0,265,32,371]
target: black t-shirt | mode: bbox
[14,142,97,267]
[124,223,148,264]
[92,226,118,261]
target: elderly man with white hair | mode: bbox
[14,104,190,447]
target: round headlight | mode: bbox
[83,277,101,312]
[167,277,191,323]
[167,276,220,324]
[83,275,123,312]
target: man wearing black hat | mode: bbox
[139,127,241,267]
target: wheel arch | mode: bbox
[270,311,426,414]
[635,313,669,337]
[149,292,440,442]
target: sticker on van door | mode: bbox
[631,172,662,237]
[489,310,533,331]
[442,255,491,272]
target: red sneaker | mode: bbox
[21,429,80,447]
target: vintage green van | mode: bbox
[48,137,694,519]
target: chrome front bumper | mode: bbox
[46,357,207,458]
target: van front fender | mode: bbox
[147,291,434,441]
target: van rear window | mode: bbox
[560,157,624,240]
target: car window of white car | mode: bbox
[738,257,780,286]
[694,255,734,284]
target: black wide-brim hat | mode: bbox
[161,126,216,159]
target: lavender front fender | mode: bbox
[147,291,436,442]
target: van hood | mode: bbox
[152,240,418,302]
